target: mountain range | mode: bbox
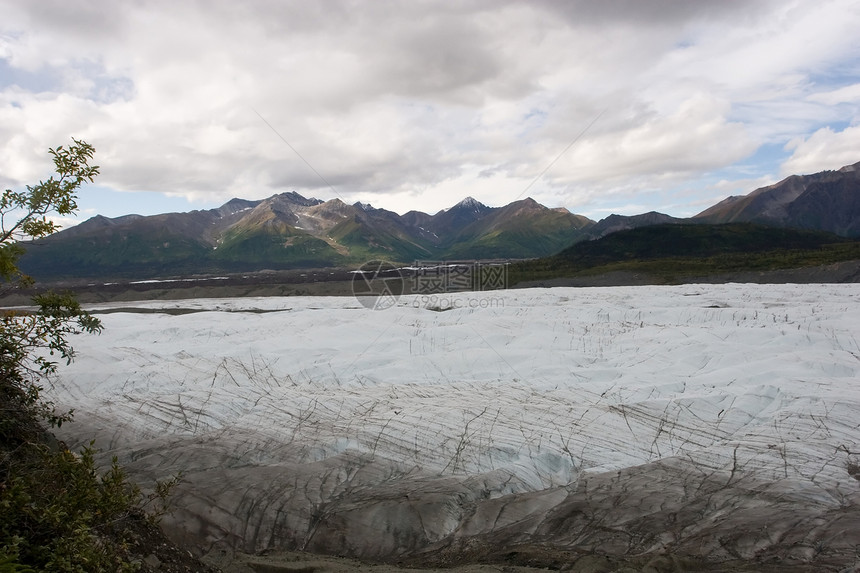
[18,160,860,280]
[19,194,593,279]
[694,160,860,236]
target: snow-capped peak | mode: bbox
[454,196,486,212]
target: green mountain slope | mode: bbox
[20,219,213,278]
[440,199,593,259]
[327,214,433,262]
[559,223,848,263]
[511,223,860,285]
[213,226,345,268]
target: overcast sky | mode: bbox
[2,0,859,226]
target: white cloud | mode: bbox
[809,83,860,106]
[557,94,755,182]
[782,125,860,175]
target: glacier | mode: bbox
[47,284,860,568]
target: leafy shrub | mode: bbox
[0,140,181,571]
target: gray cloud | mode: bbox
[0,0,858,218]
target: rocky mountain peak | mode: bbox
[694,160,860,236]
[454,196,488,213]
[838,160,860,174]
[277,191,324,207]
[216,198,259,218]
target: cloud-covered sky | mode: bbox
[1,0,859,225]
